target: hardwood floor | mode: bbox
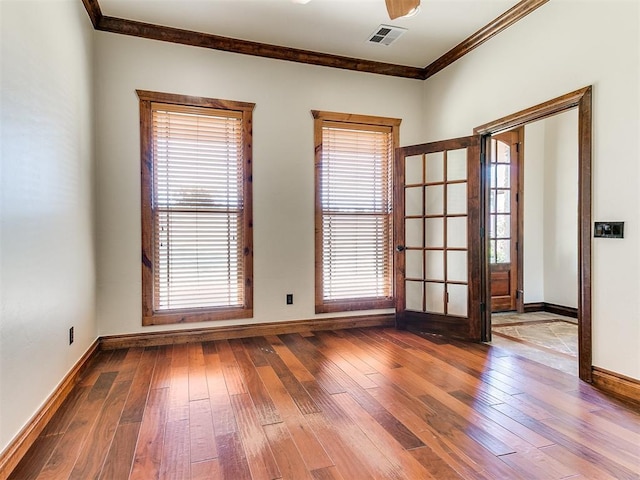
[8,328,640,479]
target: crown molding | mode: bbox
[82,0,549,79]
[96,16,425,79]
[81,0,102,28]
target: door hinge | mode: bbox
[480,152,487,164]
[516,142,521,153]
[515,241,519,252]
[516,290,520,299]
[480,227,485,238]
[516,192,519,203]
[481,302,486,312]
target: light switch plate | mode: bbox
[594,222,624,238]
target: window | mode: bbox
[138,90,254,325]
[312,110,400,313]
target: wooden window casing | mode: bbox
[313,110,401,314]
[138,90,255,326]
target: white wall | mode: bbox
[543,110,578,309]
[523,110,579,309]
[94,33,424,336]
[523,121,545,303]
[422,0,640,379]
[0,0,96,454]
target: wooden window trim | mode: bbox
[138,90,255,326]
[312,110,401,314]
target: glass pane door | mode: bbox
[489,138,512,264]
[488,130,519,313]
[403,148,469,318]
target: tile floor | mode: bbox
[489,311,578,376]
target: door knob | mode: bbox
[396,245,405,252]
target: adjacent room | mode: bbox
[1,0,639,478]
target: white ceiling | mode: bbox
[98,0,522,68]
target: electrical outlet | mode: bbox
[69,326,74,345]
[286,294,293,305]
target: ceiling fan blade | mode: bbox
[385,0,420,19]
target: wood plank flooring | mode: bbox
[8,328,640,479]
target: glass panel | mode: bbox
[447,149,467,181]
[405,155,423,184]
[490,139,497,163]
[425,185,444,215]
[447,284,468,316]
[405,280,423,311]
[496,190,510,213]
[425,250,444,281]
[497,140,510,163]
[405,218,422,248]
[489,137,513,267]
[496,164,510,188]
[425,152,444,183]
[425,217,444,248]
[496,215,510,238]
[405,187,423,216]
[447,251,467,282]
[425,282,445,314]
[447,183,467,215]
[405,249,423,279]
[496,239,510,263]
[447,217,467,248]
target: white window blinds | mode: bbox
[152,103,245,311]
[320,122,394,304]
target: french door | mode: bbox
[394,136,483,341]
[488,129,521,313]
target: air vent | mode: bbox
[368,24,407,46]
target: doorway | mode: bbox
[475,86,592,382]
[490,111,579,373]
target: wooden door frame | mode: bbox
[474,86,592,382]
[515,127,525,315]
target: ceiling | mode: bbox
[85,0,548,79]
